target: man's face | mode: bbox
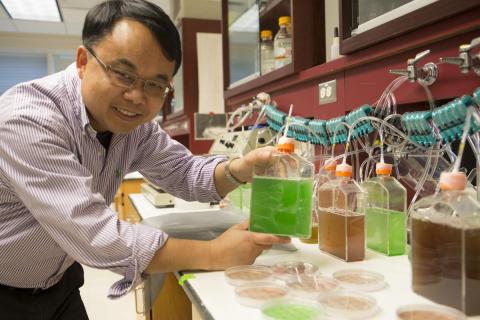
[76,19,176,133]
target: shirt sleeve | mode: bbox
[0,98,165,298]
[130,123,227,202]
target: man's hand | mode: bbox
[208,220,291,270]
[228,146,275,183]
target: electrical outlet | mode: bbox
[318,80,337,105]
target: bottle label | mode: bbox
[274,38,292,68]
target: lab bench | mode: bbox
[129,193,480,320]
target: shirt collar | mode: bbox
[63,63,93,134]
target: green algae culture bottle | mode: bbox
[411,171,480,316]
[249,136,314,237]
[318,163,366,262]
[361,162,407,256]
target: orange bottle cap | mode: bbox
[336,163,353,177]
[439,171,467,191]
[376,162,392,176]
[276,136,295,153]
[261,30,272,39]
[278,16,291,26]
[324,158,337,171]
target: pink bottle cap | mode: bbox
[439,172,467,191]
[276,137,295,153]
[336,163,353,177]
[376,162,392,176]
[324,158,337,171]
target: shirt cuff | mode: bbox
[107,223,168,299]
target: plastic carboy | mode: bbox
[260,30,275,75]
[274,16,292,69]
[410,171,480,316]
[318,163,366,261]
[361,162,407,255]
[301,159,337,244]
[249,137,314,237]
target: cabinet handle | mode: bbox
[134,284,146,315]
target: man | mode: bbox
[0,1,289,319]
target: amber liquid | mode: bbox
[318,210,365,262]
[411,218,480,315]
[300,223,318,244]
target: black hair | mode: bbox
[82,0,182,75]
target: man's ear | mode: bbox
[76,46,88,79]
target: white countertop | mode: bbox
[129,194,480,320]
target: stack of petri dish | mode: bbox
[396,304,467,320]
[285,274,338,300]
[261,298,323,320]
[332,269,386,292]
[318,291,379,319]
[271,261,320,282]
[234,282,289,308]
[224,265,274,286]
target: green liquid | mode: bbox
[366,207,406,255]
[262,303,320,320]
[250,177,313,237]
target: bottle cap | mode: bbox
[261,30,272,39]
[336,163,353,177]
[439,171,467,191]
[376,162,392,176]
[324,158,337,171]
[278,16,291,26]
[276,136,295,153]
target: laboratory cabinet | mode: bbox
[222,0,325,98]
[222,1,480,123]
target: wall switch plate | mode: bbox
[318,80,337,105]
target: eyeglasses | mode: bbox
[85,46,172,99]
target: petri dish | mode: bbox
[332,269,386,291]
[286,275,338,299]
[234,282,289,308]
[271,261,320,282]
[224,265,273,286]
[261,298,323,320]
[396,304,467,320]
[318,291,378,319]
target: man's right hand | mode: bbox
[207,220,291,270]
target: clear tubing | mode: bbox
[452,107,473,172]
[283,104,294,139]
[373,76,408,116]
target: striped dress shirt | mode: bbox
[0,63,225,298]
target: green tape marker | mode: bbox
[178,274,195,286]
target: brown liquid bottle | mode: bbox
[410,171,480,316]
[301,158,337,244]
[318,163,366,262]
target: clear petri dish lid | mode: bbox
[332,269,386,291]
[261,297,323,320]
[318,291,378,319]
[286,274,338,299]
[396,304,467,320]
[224,265,273,286]
[270,261,320,282]
[234,282,289,308]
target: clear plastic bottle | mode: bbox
[318,163,366,261]
[260,30,275,75]
[274,16,292,69]
[301,158,337,244]
[410,171,480,316]
[249,137,314,238]
[361,162,407,256]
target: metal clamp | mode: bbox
[440,36,480,75]
[390,49,438,86]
